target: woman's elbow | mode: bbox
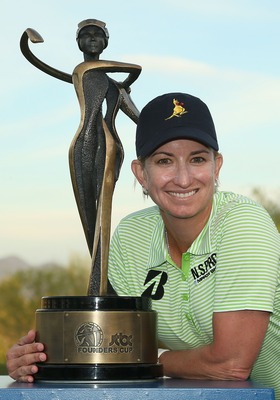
[222,360,252,381]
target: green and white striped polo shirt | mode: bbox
[108,191,280,397]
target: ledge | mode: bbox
[0,376,275,400]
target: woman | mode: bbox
[6,93,280,399]
[109,93,280,397]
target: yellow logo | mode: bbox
[165,98,188,120]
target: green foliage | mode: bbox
[0,254,90,365]
[0,364,7,375]
[251,188,280,232]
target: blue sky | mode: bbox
[1,0,280,265]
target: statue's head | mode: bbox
[76,19,109,50]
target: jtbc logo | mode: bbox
[109,333,133,347]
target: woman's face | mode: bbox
[132,139,223,224]
[78,26,106,57]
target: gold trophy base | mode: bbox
[35,296,163,381]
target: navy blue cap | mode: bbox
[136,93,219,158]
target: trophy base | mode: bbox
[35,362,163,382]
[35,296,163,381]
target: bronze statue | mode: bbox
[20,19,141,296]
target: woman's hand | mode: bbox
[6,329,47,383]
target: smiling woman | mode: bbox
[132,140,222,248]
[107,92,280,398]
[5,92,280,400]
[131,93,223,254]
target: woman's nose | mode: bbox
[173,164,192,187]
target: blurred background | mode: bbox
[0,0,279,371]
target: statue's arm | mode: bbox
[119,65,141,91]
[119,88,140,124]
[79,60,141,88]
[20,28,72,84]
[95,60,141,122]
[116,64,141,123]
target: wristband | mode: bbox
[158,348,170,359]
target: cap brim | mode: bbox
[138,126,219,158]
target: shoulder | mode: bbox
[110,206,163,258]
[214,191,274,220]
[214,191,262,208]
[112,206,162,238]
[72,61,98,75]
[117,205,160,225]
[212,191,280,242]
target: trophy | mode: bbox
[20,19,162,381]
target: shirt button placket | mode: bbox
[181,252,191,319]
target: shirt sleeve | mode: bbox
[214,202,280,312]
[108,225,134,296]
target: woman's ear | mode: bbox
[131,159,145,186]
[215,153,223,180]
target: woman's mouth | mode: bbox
[169,189,197,198]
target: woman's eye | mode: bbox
[157,158,171,165]
[191,157,205,163]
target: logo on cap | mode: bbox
[165,98,188,120]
